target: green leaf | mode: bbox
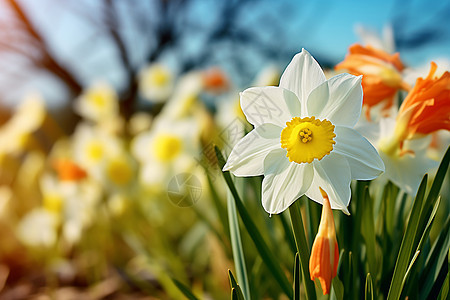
[171,278,200,300]
[419,215,450,299]
[365,273,373,300]
[331,276,344,300]
[387,175,428,300]
[401,250,420,291]
[232,288,239,300]
[413,146,450,255]
[294,253,301,300]
[280,212,297,255]
[289,199,317,300]
[228,270,246,300]
[207,174,230,238]
[361,187,378,277]
[437,258,449,300]
[228,191,251,300]
[215,147,293,298]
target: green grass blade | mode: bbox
[215,147,293,298]
[331,276,344,300]
[413,146,450,256]
[171,278,200,300]
[419,215,450,299]
[386,175,428,300]
[365,273,373,300]
[207,174,230,238]
[289,199,317,300]
[294,252,301,300]
[437,257,449,300]
[401,250,420,291]
[228,192,251,300]
[228,270,246,300]
[361,187,378,277]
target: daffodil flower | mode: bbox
[367,62,450,194]
[335,44,410,120]
[223,49,384,214]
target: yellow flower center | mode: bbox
[86,142,104,162]
[106,158,133,186]
[90,91,107,108]
[153,134,182,162]
[149,68,170,87]
[281,117,336,164]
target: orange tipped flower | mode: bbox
[309,187,339,295]
[336,44,410,119]
[202,67,229,93]
[52,159,87,182]
[396,62,450,142]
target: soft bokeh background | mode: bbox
[0,0,449,118]
[0,0,449,299]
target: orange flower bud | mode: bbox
[309,187,339,295]
[52,159,87,182]
[335,44,410,119]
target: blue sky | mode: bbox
[1,0,449,107]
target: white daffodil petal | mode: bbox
[380,142,438,195]
[306,153,351,214]
[262,149,314,214]
[308,74,363,126]
[279,49,326,111]
[240,86,301,127]
[223,123,282,176]
[334,126,385,180]
[306,79,330,117]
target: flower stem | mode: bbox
[289,199,317,300]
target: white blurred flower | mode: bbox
[0,93,46,157]
[72,123,122,177]
[355,23,395,53]
[159,72,203,120]
[74,81,119,123]
[138,63,174,103]
[17,208,58,247]
[132,118,200,187]
[253,65,280,87]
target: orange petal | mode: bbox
[52,159,87,182]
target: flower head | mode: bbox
[223,49,384,214]
[335,44,410,119]
[309,188,339,295]
[138,63,174,103]
[395,62,450,143]
[74,81,119,122]
[362,62,450,195]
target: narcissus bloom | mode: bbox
[310,188,339,295]
[392,62,450,145]
[74,82,119,122]
[138,63,174,103]
[223,49,384,214]
[370,62,450,194]
[335,44,410,119]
